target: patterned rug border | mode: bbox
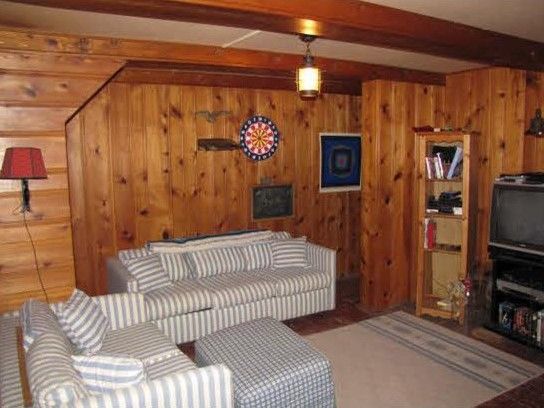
[357,311,543,393]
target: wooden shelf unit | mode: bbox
[415,131,477,323]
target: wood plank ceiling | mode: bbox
[7,0,544,70]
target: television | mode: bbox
[489,182,544,256]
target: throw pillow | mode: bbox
[72,354,146,394]
[187,246,247,278]
[244,242,273,270]
[118,248,151,266]
[124,254,171,293]
[271,237,308,268]
[58,289,110,355]
[159,252,192,281]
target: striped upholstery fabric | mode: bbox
[145,280,213,320]
[195,317,335,408]
[126,278,139,293]
[146,352,196,381]
[72,354,146,394]
[118,248,151,265]
[243,243,273,270]
[154,288,334,344]
[159,252,193,281]
[188,247,247,278]
[26,332,90,407]
[124,254,172,293]
[199,272,276,308]
[94,293,148,331]
[148,230,274,253]
[307,243,337,310]
[101,322,182,366]
[271,238,308,268]
[57,289,110,354]
[271,231,292,240]
[72,364,234,408]
[269,267,331,296]
[0,314,24,408]
[20,299,64,351]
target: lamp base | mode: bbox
[21,178,31,213]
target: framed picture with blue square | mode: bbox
[319,133,362,192]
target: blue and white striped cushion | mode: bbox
[118,248,151,265]
[94,293,148,331]
[199,272,276,308]
[269,267,331,296]
[272,231,292,240]
[159,252,193,281]
[125,254,171,293]
[58,289,110,354]
[72,354,146,394]
[243,243,273,270]
[188,247,247,278]
[271,238,308,268]
[145,280,213,320]
[20,299,64,351]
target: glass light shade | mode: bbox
[297,66,321,99]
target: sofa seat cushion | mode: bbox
[199,272,276,308]
[144,280,213,320]
[269,267,331,296]
[146,352,196,381]
[101,322,182,367]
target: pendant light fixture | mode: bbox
[296,34,321,100]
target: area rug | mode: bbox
[305,311,543,408]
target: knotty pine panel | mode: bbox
[361,80,445,311]
[0,73,105,107]
[524,71,544,172]
[67,82,361,295]
[445,68,526,275]
[0,50,124,312]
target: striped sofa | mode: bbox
[0,293,234,408]
[107,231,336,344]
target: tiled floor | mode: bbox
[180,275,544,407]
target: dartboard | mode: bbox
[239,115,280,161]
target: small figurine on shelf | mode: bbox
[437,277,470,319]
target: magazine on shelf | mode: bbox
[447,147,463,179]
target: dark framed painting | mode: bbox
[319,133,362,192]
[252,184,293,220]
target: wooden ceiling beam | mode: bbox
[0,28,444,85]
[6,0,544,70]
[116,62,362,95]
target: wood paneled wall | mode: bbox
[524,71,544,172]
[67,80,362,295]
[361,80,445,311]
[0,52,123,312]
[445,68,526,274]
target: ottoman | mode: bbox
[195,317,335,408]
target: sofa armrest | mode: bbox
[73,364,234,408]
[107,257,139,294]
[306,243,336,309]
[94,293,149,330]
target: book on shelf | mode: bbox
[446,147,463,179]
[424,145,463,180]
[498,302,544,345]
[423,218,436,250]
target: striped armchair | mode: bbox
[14,292,234,408]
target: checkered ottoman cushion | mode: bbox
[195,317,335,408]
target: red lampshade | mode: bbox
[0,147,47,179]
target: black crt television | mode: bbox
[489,181,544,257]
